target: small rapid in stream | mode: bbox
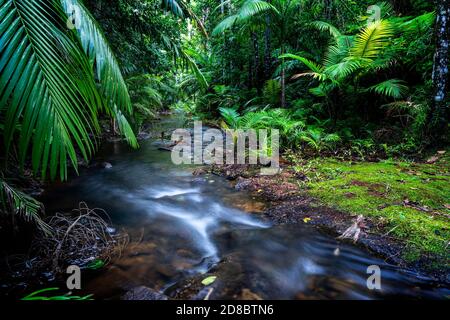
[41,118,449,300]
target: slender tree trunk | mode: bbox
[251,31,261,92]
[264,1,272,80]
[281,45,286,108]
[228,0,233,78]
[324,0,333,20]
[221,0,226,82]
[248,33,254,89]
[429,0,449,136]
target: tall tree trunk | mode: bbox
[264,1,272,80]
[228,0,233,78]
[248,34,253,89]
[324,0,333,20]
[429,0,449,136]
[221,0,226,82]
[281,45,286,108]
[251,31,261,92]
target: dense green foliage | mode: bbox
[0,1,448,264]
[174,0,446,156]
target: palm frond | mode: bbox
[212,0,278,35]
[310,21,341,39]
[161,0,184,17]
[1,0,102,180]
[112,107,138,148]
[239,111,271,129]
[280,53,327,81]
[238,0,279,19]
[351,20,395,60]
[323,35,353,67]
[212,15,239,35]
[219,107,240,128]
[400,12,435,32]
[61,0,131,113]
[369,79,408,99]
[61,0,137,147]
[0,179,50,233]
[181,49,209,90]
[324,58,362,80]
[309,83,336,97]
[280,54,323,73]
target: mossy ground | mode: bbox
[290,153,450,263]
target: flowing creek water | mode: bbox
[41,118,449,300]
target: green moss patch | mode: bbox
[295,155,450,262]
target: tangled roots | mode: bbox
[30,202,128,274]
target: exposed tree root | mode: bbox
[30,202,128,274]
[1,202,128,287]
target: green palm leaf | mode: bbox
[212,15,239,35]
[161,0,184,17]
[400,12,435,32]
[238,0,279,19]
[212,0,278,35]
[351,20,395,60]
[61,0,131,113]
[181,48,208,90]
[310,21,341,39]
[279,53,328,82]
[324,58,362,80]
[280,54,323,74]
[323,36,353,67]
[368,79,408,99]
[219,107,240,128]
[60,0,137,147]
[0,179,50,233]
[1,0,102,180]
